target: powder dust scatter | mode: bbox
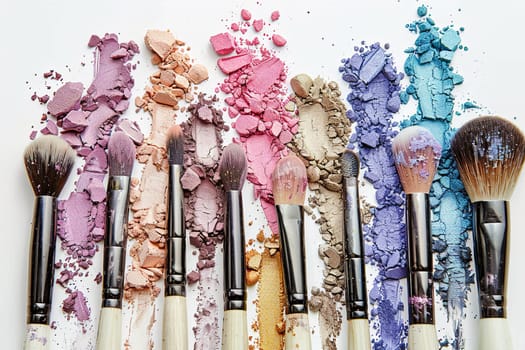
[125,29,209,349]
[211,7,297,236]
[288,74,350,349]
[181,94,228,350]
[339,42,408,350]
[309,287,343,350]
[401,6,473,349]
[29,33,139,335]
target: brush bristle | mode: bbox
[392,126,442,194]
[272,153,307,205]
[451,116,525,202]
[108,131,136,177]
[219,143,247,191]
[167,124,184,165]
[24,135,76,196]
[341,150,360,178]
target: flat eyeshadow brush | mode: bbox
[23,135,75,350]
[451,116,525,350]
[392,126,442,350]
[341,150,371,350]
[272,153,311,350]
[219,143,248,350]
[96,131,136,350]
[163,125,188,350]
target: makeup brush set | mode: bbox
[22,115,524,350]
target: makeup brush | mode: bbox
[219,143,248,350]
[163,125,187,350]
[392,126,442,350]
[96,131,135,350]
[272,153,311,350]
[451,116,525,350]
[23,135,75,350]
[341,150,371,350]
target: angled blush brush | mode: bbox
[341,150,371,350]
[163,125,188,350]
[392,126,442,350]
[96,131,136,350]
[451,116,525,350]
[23,135,75,350]
[219,143,248,350]
[272,153,311,350]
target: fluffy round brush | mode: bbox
[392,126,441,350]
[24,135,75,350]
[451,116,525,350]
[272,153,311,350]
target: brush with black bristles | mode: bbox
[96,131,135,350]
[219,143,248,350]
[23,135,75,350]
[163,124,187,350]
[272,153,311,350]
[341,150,371,350]
[392,126,442,350]
[451,116,525,350]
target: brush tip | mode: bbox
[392,126,442,194]
[341,150,360,178]
[24,135,76,196]
[167,124,184,165]
[108,131,136,177]
[272,153,307,205]
[219,143,247,191]
[451,116,525,201]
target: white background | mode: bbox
[1,0,524,349]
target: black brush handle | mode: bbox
[166,164,186,297]
[28,196,56,325]
[276,204,308,314]
[102,176,130,308]
[473,200,509,318]
[224,190,246,311]
[343,177,368,320]
[406,193,434,325]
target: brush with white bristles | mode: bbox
[272,153,311,350]
[219,143,248,350]
[23,135,75,350]
[451,116,525,350]
[392,126,442,350]
[163,125,188,350]
[96,131,136,350]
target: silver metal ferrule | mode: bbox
[28,195,57,325]
[102,176,131,308]
[166,165,186,297]
[406,193,434,325]
[224,190,246,311]
[473,200,509,318]
[276,204,308,314]
[342,176,368,320]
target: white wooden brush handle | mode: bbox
[285,313,311,350]
[479,318,512,350]
[24,324,50,350]
[96,307,122,350]
[408,324,438,350]
[163,295,188,350]
[222,309,248,350]
[347,319,371,350]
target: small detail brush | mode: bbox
[23,135,75,350]
[341,150,371,350]
[163,125,188,350]
[392,126,441,350]
[219,143,248,350]
[96,131,135,350]
[272,153,311,350]
[451,116,525,350]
